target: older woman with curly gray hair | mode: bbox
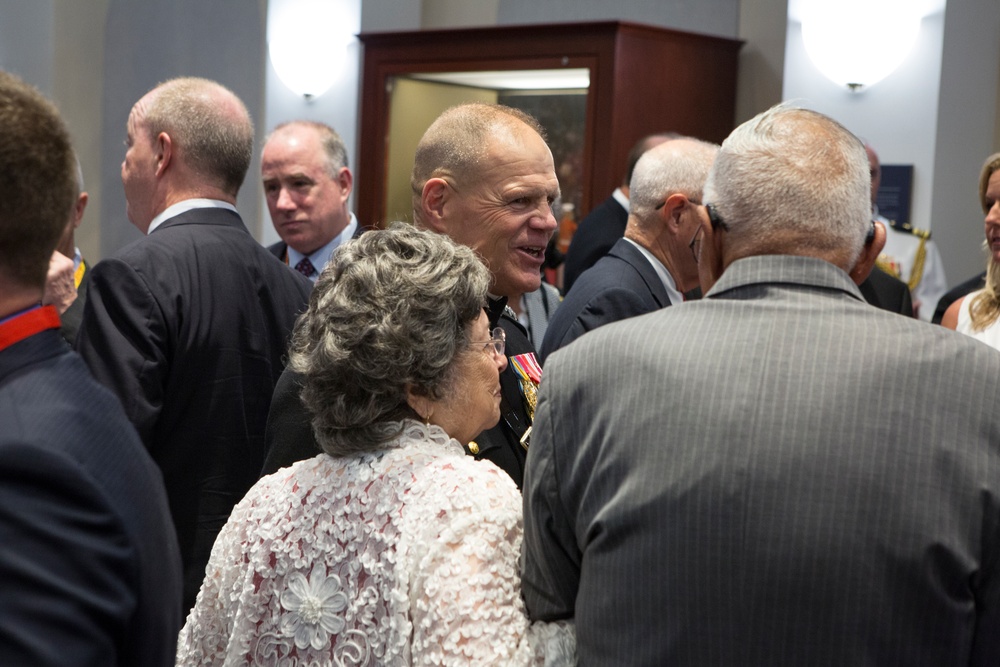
[177,224,574,666]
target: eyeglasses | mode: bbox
[688,225,705,264]
[471,327,506,358]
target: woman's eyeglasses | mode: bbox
[471,327,506,358]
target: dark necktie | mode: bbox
[294,257,316,278]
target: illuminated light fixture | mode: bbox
[268,0,354,99]
[801,0,922,91]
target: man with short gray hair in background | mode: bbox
[76,77,311,613]
[539,137,718,364]
[523,104,1000,665]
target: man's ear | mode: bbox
[72,192,88,230]
[337,167,353,201]
[659,193,690,232]
[154,132,172,178]
[420,178,451,233]
[849,220,887,285]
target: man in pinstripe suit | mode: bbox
[522,104,1000,665]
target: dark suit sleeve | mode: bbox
[75,259,168,444]
[540,288,651,364]
[521,371,580,621]
[260,368,321,476]
[0,444,137,666]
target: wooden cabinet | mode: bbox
[357,21,741,228]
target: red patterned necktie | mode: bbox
[294,257,316,278]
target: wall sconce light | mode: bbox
[268,0,354,99]
[801,0,922,91]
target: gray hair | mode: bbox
[703,104,870,265]
[410,102,546,224]
[629,138,719,223]
[268,120,349,175]
[287,223,491,456]
[143,77,253,197]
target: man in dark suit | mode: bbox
[523,105,1000,664]
[540,137,718,364]
[561,132,676,292]
[859,265,914,316]
[0,70,182,666]
[263,103,559,489]
[76,77,311,612]
[262,120,364,280]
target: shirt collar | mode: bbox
[147,199,238,234]
[622,237,684,304]
[612,186,629,211]
[286,213,359,282]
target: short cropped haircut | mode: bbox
[410,102,546,222]
[704,104,870,264]
[268,120,349,175]
[288,223,491,456]
[629,138,719,222]
[0,70,76,289]
[143,77,253,196]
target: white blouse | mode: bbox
[176,420,575,666]
[956,288,1000,351]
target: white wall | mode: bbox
[782,1,1000,286]
[0,1,53,91]
[782,10,944,236]
[931,0,1000,284]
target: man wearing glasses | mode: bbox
[523,104,1000,665]
[539,138,718,365]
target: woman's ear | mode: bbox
[404,384,432,423]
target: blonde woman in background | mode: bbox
[943,153,1000,347]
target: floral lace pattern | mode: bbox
[176,420,575,666]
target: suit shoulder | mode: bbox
[266,240,286,258]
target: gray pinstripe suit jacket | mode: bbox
[523,254,1000,666]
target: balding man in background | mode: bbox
[539,137,718,364]
[76,77,311,612]
[261,120,363,281]
[524,105,1000,664]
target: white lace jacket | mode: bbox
[176,420,575,666]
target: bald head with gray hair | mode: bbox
[141,77,253,197]
[629,138,719,228]
[410,102,546,224]
[703,104,871,269]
